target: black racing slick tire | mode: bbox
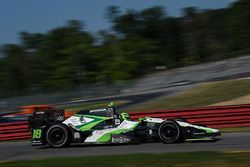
[45,123,71,148]
[158,121,182,144]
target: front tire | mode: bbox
[45,123,71,148]
[158,121,182,144]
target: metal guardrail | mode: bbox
[1,104,250,141]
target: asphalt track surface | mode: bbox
[0,132,249,161]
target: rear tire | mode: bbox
[158,121,182,144]
[45,123,71,148]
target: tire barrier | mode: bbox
[1,104,250,141]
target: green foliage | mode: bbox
[0,1,250,97]
[227,0,250,55]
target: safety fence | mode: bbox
[0,121,30,141]
[1,104,250,141]
[130,104,250,128]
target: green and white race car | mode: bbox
[28,104,221,148]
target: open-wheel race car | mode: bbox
[28,104,221,148]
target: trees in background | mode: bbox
[0,0,249,97]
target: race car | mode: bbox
[28,104,221,148]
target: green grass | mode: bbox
[1,151,250,167]
[125,79,250,111]
[220,127,250,133]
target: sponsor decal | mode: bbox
[115,119,121,125]
[74,132,81,139]
[145,117,164,123]
[118,120,138,129]
[111,135,131,143]
[32,140,43,145]
[193,132,206,135]
[55,116,64,121]
[89,108,107,113]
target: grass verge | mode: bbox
[125,78,250,111]
[220,127,250,133]
[1,151,250,167]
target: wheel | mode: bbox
[45,123,71,148]
[158,121,182,144]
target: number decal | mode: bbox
[32,129,42,139]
